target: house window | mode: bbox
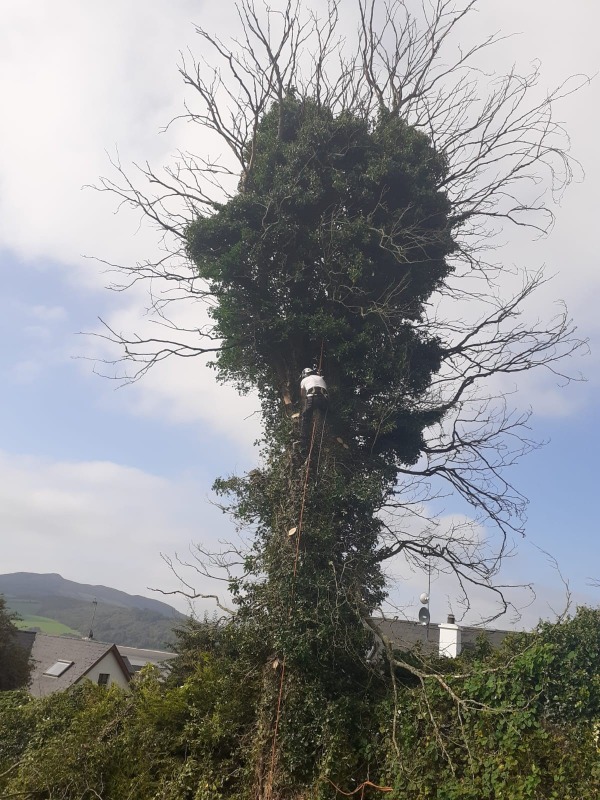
[43,660,74,677]
[97,673,110,686]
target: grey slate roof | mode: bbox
[372,618,511,655]
[28,633,131,697]
[460,625,511,651]
[116,645,176,673]
[374,618,441,655]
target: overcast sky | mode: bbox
[0,0,598,627]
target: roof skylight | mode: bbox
[43,660,74,677]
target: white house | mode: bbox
[18,632,131,697]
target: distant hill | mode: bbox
[0,573,186,650]
[0,573,181,615]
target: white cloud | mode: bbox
[0,1,202,275]
[23,325,51,341]
[80,290,262,453]
[29,306,67,323]
[1,301,73,385]
[0,449,232,614]
[8,359,41,384]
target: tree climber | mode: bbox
[299,367,329,452]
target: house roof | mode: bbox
[372,618,511,655]
[116,645,176,673]
[27,633,131,697]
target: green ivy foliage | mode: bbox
[2,609,600,799]
[0,594,32,691]
[185,95,507,793]
[378,609,600,799]
[187,97,453,464]
[0,659,258,800]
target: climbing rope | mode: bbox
[326,778,393,796]
[265,342,328,799]
[313,407,328,480]
[265,410,321,800]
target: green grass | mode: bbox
[14,615,82,636]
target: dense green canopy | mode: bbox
[188,98,453,464]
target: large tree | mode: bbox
[94,2,585,796]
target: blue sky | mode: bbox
[1,0,598,625]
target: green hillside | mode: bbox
[6,597,181,649]
[13,615,81,637]
[1,574,186,649]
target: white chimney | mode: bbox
[438,614,461,658]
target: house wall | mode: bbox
[81,650,130,690]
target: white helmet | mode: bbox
[301,367,316,380]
